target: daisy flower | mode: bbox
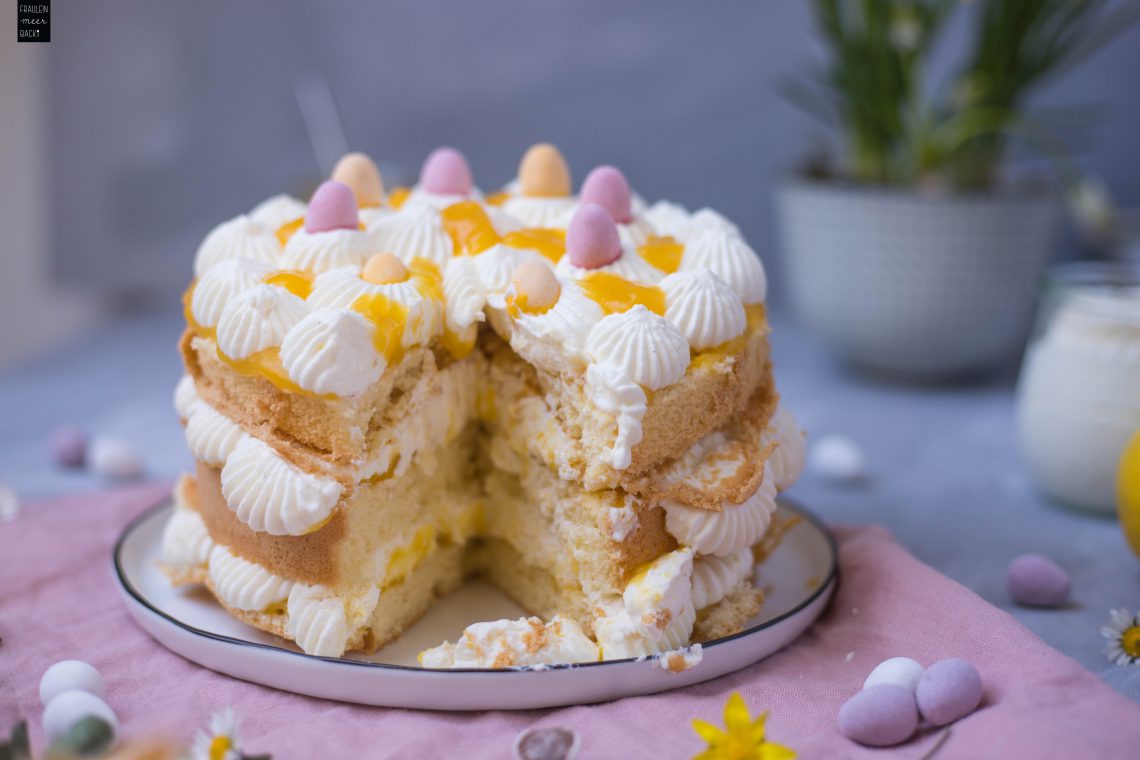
[692,692,795,760]
[192,707,243,760]
[1101,609,1140,667]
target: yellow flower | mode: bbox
[691,692,796,760]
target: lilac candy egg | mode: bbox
[916,658,983,726]
[838,684,918,747]
[1007,553,1070,608]
[50,426,88,468]
[863,657,925,693]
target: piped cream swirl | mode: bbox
[194,215,280,278]
[184,402,247,467]
[586,306,690,390]
[281,228,370,273]
[173,375,198,420]
[249,194,306,232]
[216,284,309,360]
[219,436,343,536]
[207,544,294,612]
[286,583,379,658]
[663,469,778,556]
[160,507,214,571]
[763,405,806,491]
[191,258,274,328]
[660,269,746,350]
[368,206,454,267]
[690,547,754,610]
[680,228,766,305]
[279,308,385,397]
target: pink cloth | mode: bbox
[2,483,1138,759]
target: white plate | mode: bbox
[114,499,837,710]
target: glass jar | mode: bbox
[1017,262,1140,512]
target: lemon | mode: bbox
[1118,428,1140,557]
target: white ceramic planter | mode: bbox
[778,182,1060,378]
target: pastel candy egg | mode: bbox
[510,260,561,314]
[305,181,359,233]
[54,715,116,756]
[50,426,87,468]
[566,204,621,270]
[1007,553,1070,608]
[41,660,105,705]
[89,436,143,479]
[838,684,918,747]
[579,165,632,224]
[362,252,409,285]
[331,152,384,207]
[809,434,866,482]
[863,657,925,694]
[420,147,473,196]
[513,726,580,760]
[519,143,571,198]
[915,658,983,726]
[43,691,118,744]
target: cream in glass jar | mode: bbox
[1017,263,1140,512]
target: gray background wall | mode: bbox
[3,0,1140,362]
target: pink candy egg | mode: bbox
[420,147,473,196]
[838,684,918,747]
[50,426,87,468]
[915,658,983,726]
[1007,553,1070,608]
[566,204,622,269]
[579,165,633,223]
[305,181,359,233]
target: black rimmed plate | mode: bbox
[113,498,837,710]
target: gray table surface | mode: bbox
[2,306,1138,702]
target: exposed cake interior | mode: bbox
[160,146,806,668]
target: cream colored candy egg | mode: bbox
[519,143,571,198]
[332,152,385,208]
[362,252,409,285]
[511,260,561,313]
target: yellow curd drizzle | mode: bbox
[690,303,768,369]
[441,200,501,255]
[182,283,200,331]
[185,281,329,398]
[275,217,304,247]
[483,190,510,207]
[502,228,566,263]
[387,187,411,210]
[219,347,332,398]
[350,292,408,367]
[263,269,315,299]
[441,328,477,360]
[579,272,666,316]
[637,235,684,274]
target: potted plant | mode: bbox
[778,0,1137,379]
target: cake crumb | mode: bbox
[653,643,703,673]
